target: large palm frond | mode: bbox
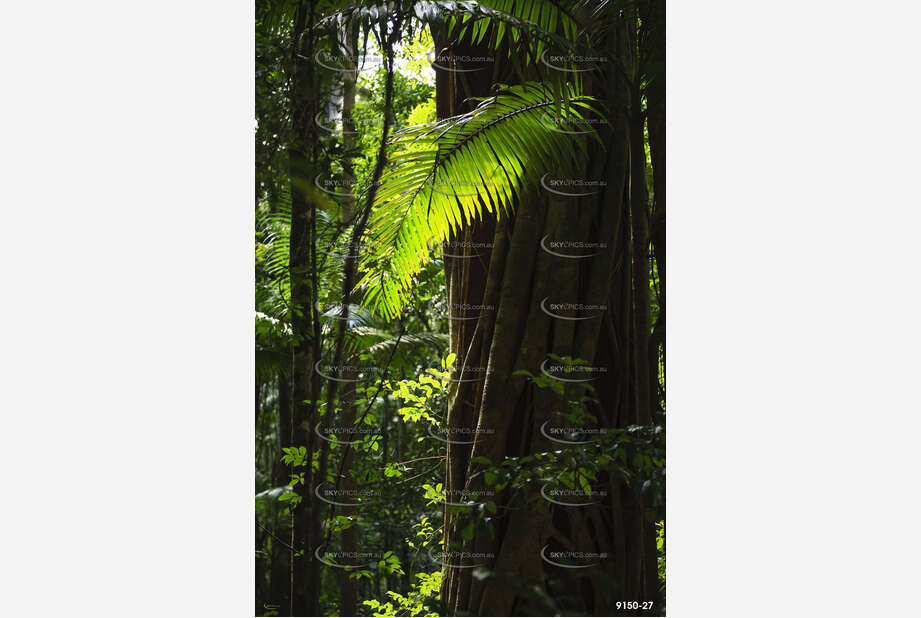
[446,0,586,63]
[356,80,602,319]
[319,1,586,64]
[347,326,449,355]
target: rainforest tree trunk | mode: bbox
[436,9,661,616]
[288,2,321,615]
[335,17,360,617]
[643,0,666,409]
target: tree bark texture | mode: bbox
[437,9,662,616]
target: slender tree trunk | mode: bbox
[288,2,321,615]
[270,373,292,612]
[335,18,361,618]
[325,16,399,447]
[341,18,358,227]
[628,11,652,428]
[275,373,291,487]
[320,15,400,618]
[335,380,359,616]
[643,0,665,412]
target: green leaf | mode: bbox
[357,82,601,319]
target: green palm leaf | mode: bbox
[448,0,585,62]
[347,326,449,356]
[356,80,602,319]
[320,1,586,66]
